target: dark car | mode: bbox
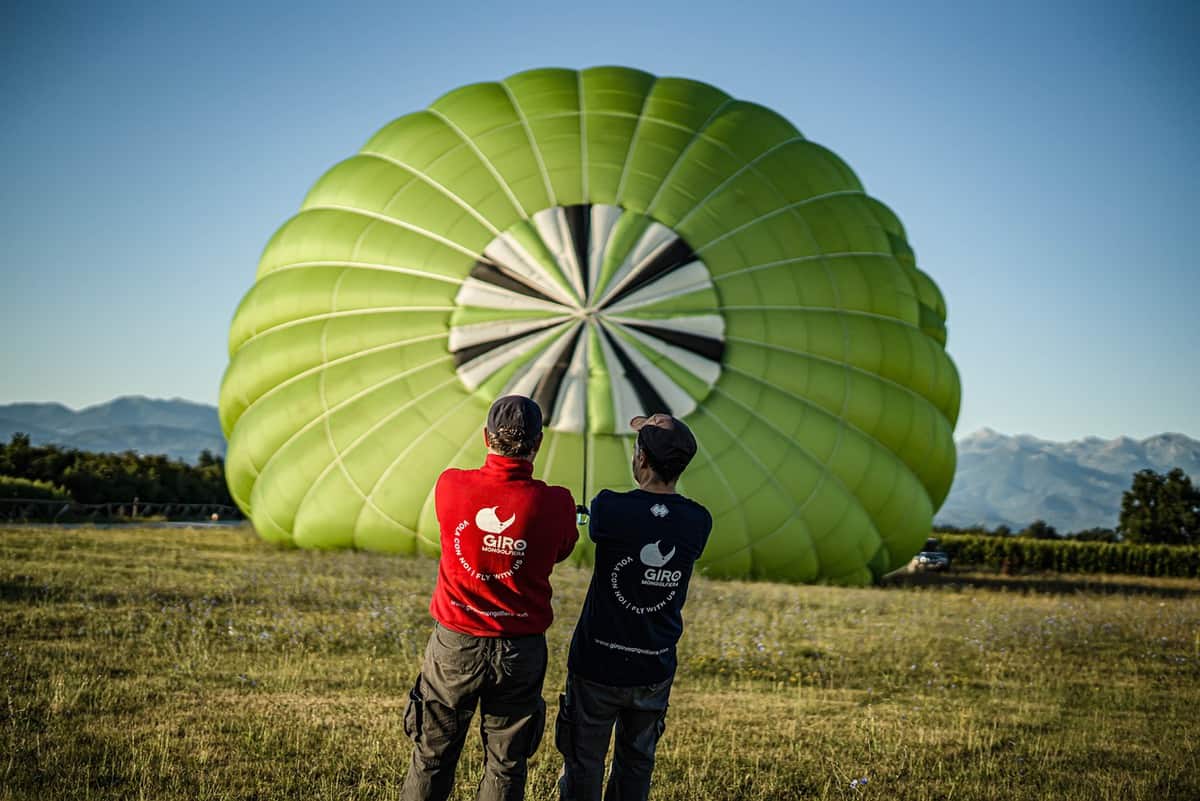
[911,537,951,572]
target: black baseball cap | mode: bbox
[630,413,697,473]
[487,395,543,438]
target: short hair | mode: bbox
[488,426,539,458]
[637,440,686,484]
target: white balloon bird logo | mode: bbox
[475,506,516,534]
[639,540,676,567]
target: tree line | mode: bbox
[0,433,235,509]
[935,467,1200,547]
[935,533,1199,579]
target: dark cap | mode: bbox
[630,413,697,474]
[487,395,543,438]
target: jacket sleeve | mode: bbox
[553,487,579,563]
[587,490,614,544]
[433,470,452,528]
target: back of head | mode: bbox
[486,395,543,458]
[631,413,697,483]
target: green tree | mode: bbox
[1071,527,1118,542]
[1119,468,1200,545]
[0,433,236,510]
[1020,519,1060,539]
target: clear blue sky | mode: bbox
[2,0,1196,441]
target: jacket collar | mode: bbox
[481,453,535,480]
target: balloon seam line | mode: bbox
[317,268,376,529]
[415,419,486,551]
[692,403,825,576]
[691,190,866,254]
[239,354,455,482]
[720,362,940,519]
[591,221,685,309]
[612,77,660,207]
[603,276,715,313]
[352,392,480,531]
[644,98,737,219]
[684,413,755,568]
[239,307,457,348]
[291,376,467,534]
[229,332,451,432]
[425,107,528,218]
[457,321,575,391]
[600,320,698,417]
[673,135,806,229]
[578,70,588,202]
[358,150,502,237]
[255,260,464,285]
[723,334,956,422]
[710,252,893,283]
[303,204,484,262]
[496,320,582,403]
[500,81,557,208]
[608,321,720,394]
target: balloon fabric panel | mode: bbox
[219,66,960,585]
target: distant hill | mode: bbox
[0,397,225,463]
[937,429,1200,533]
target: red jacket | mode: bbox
[430,454,578,636]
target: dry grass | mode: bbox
[2,524,1198,800]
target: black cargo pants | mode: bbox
[401,622,548,801]
[555,672,672,801]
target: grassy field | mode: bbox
[2,525,1198,800]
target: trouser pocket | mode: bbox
[526,696,547,756]
[554,691,573,756]
[403,677,424,743]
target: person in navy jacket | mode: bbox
[556,413,712,801]
[401,395,578,801]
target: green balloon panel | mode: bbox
[219,66,960,585]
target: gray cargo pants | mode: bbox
[554,672,672,801]
[400,622,548,801]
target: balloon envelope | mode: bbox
[219,66,960,585]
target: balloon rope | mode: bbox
[581,381,590,511]
[581,325,591,515]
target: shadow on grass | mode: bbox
[0,577,58,603]
[880,570,1200,599]
[0,576,233,608]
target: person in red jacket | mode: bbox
[401,395,579,801]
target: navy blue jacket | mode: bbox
[567,488,711,686]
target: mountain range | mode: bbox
[937,428,1200,532]
[1,397,1196,532]
[0,397,226,464]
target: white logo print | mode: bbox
[639,540,676,567]
[650,503,669,518]
[454,507,527,582]
[475,506,516,534]
[609,541,681,613]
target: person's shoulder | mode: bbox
[543,483,574,507]
[437,466,472,486]
[675,493,713,526]
[524,480,575,513]
[436,465,484,496]
[591,487,638,510]
[592,488,621,504]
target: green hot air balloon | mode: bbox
[219,66,960,585]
